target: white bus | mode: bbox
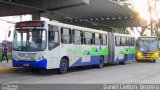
[12,21,135,74]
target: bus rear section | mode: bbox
[113,33,136,65]
[136,37,159,62]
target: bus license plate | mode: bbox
[23,64,29,67]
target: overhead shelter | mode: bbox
[0,0,147,30]
[0,0,89,16]
[41,0,147,29]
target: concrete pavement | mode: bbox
[1,60,160,90]
[0,60,160,84]
[0,60,27,74]
[0,61,14,74]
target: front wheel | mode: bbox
[59,58,69,74]
[97,56,104,68]
[152,60,156,62]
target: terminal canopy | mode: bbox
[41,0,147,29]
[0,0,147,29]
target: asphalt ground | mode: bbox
[0,60,160,90]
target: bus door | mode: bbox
[48,25,60,62]
[108,32,115,64]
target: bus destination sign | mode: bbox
[16,21,44,28]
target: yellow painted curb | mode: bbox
[0,68,28,74]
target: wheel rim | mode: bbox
[60,61,67,72]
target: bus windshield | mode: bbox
[138,38,158,52]
[13,29,46,51]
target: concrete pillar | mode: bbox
[32,12,41,20]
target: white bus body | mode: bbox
[12,21,135,73]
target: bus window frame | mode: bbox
[72,29,83,45]
[61,27,72,44]
[115,36,121,46]
[84,31,94,45]
[102,34,107,46]
[95,33,101,45]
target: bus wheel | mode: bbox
[97,56,104,68]
[59,58,69,74]
[119,55,127,65]
[153,60,156,62]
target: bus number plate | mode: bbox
[23,64,29,67]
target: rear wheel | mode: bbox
[59,58,69,74]
[97,56,104,68]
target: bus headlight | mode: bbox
[137,52,142,56]
[154,53,159,57]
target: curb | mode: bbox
[0,68,28,74]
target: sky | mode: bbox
[133,0,160,23]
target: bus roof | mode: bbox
[48,20,108,34]
[114,33,134,37]
[138,36,158,38]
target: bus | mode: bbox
[12,21,136,74]
[136,36,159,62]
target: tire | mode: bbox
[119,55,127,65]
[59,58,69,74]
[97,56,104,68]
[153,60,156,62]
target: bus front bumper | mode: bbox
[12,58,47,69]
[136,56,159,60]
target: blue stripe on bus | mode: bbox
[12,58,47,69]
[115,54,135,63]
[127,54,135,61]
[71,55,108,67]
[115,58,124,63]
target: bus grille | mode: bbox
[142,53,154,57]
[17,53,36,59]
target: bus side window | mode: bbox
[115,36,121,46]
[95,33,101,45]
[92,33,95,45]
[61,28,71,44]
[126,37,130,46]
[48,25,54,41]
[73,30,83,45]
[102,34,107,46]
[131,38,135,46]
[48,25,59,50]
[84,32,93,45]
[121,37,127,46]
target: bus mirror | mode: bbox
[8,31,11,37]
